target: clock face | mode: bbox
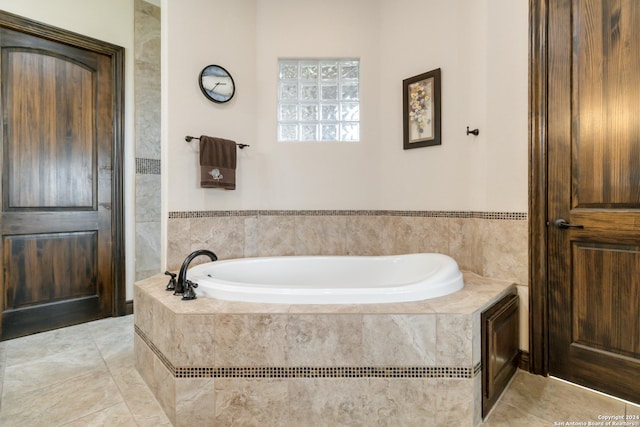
[199,65,235,103]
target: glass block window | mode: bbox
[278,59,360,142]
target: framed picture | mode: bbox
[403,68,441,149]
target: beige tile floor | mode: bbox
[484,370,640,426]
[0,315,171,426]
[0,315,637,426]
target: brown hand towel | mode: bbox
[199,136,237,190]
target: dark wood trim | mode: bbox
[0,10,125,56]
[518,350,530,371]
[0,10,127,318]
[528,0,550,376]
[1,297,103,341]
[125,300,134,316]
[111,37,126,317]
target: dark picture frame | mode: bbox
[403,68,441,149]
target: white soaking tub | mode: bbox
[186,253,464,304]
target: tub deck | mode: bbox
[134,271,516,426]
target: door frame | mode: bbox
[0,11,126,317]
[529,0,550,376]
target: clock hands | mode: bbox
[211,82,227,93]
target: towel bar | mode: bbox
[185,135,249,149]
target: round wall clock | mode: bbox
[199,65,235,103]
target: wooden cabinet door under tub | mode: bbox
[481,291,519,418]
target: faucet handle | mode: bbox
[164,271,177,291]
[182,280,199,300]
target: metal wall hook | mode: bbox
[466,126,479,136]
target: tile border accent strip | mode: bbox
[169,210,527,220]
[174,366,479,379]
[135,325,481,380]
[136,325,176,376]
[136,158,161,175]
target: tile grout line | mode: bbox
[58,402,128,427]
[0,340,108,402]
[86,317,166,426]
[90,328,141,426]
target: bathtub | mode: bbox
[187,253,464,304]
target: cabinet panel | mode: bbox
[482,292,519,418]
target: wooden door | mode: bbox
[546,0,640,403]
[0,13,125,340]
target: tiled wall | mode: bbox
[167,210,528,286]
[134,0,162,281]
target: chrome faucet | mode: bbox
[175,249,217,296]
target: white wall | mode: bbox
[164,0,528,213]
[252,0,382,210]
[165,0,381,211]
[484,0,529,211]
[0,0,137,299]
[377,0,482,210]
[376,0,528,211]
[165,0,258,211]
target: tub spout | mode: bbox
[175,249,217,296]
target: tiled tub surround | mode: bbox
[166,210,528,286]
[167,210,530,352]
[134,271,516,426]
